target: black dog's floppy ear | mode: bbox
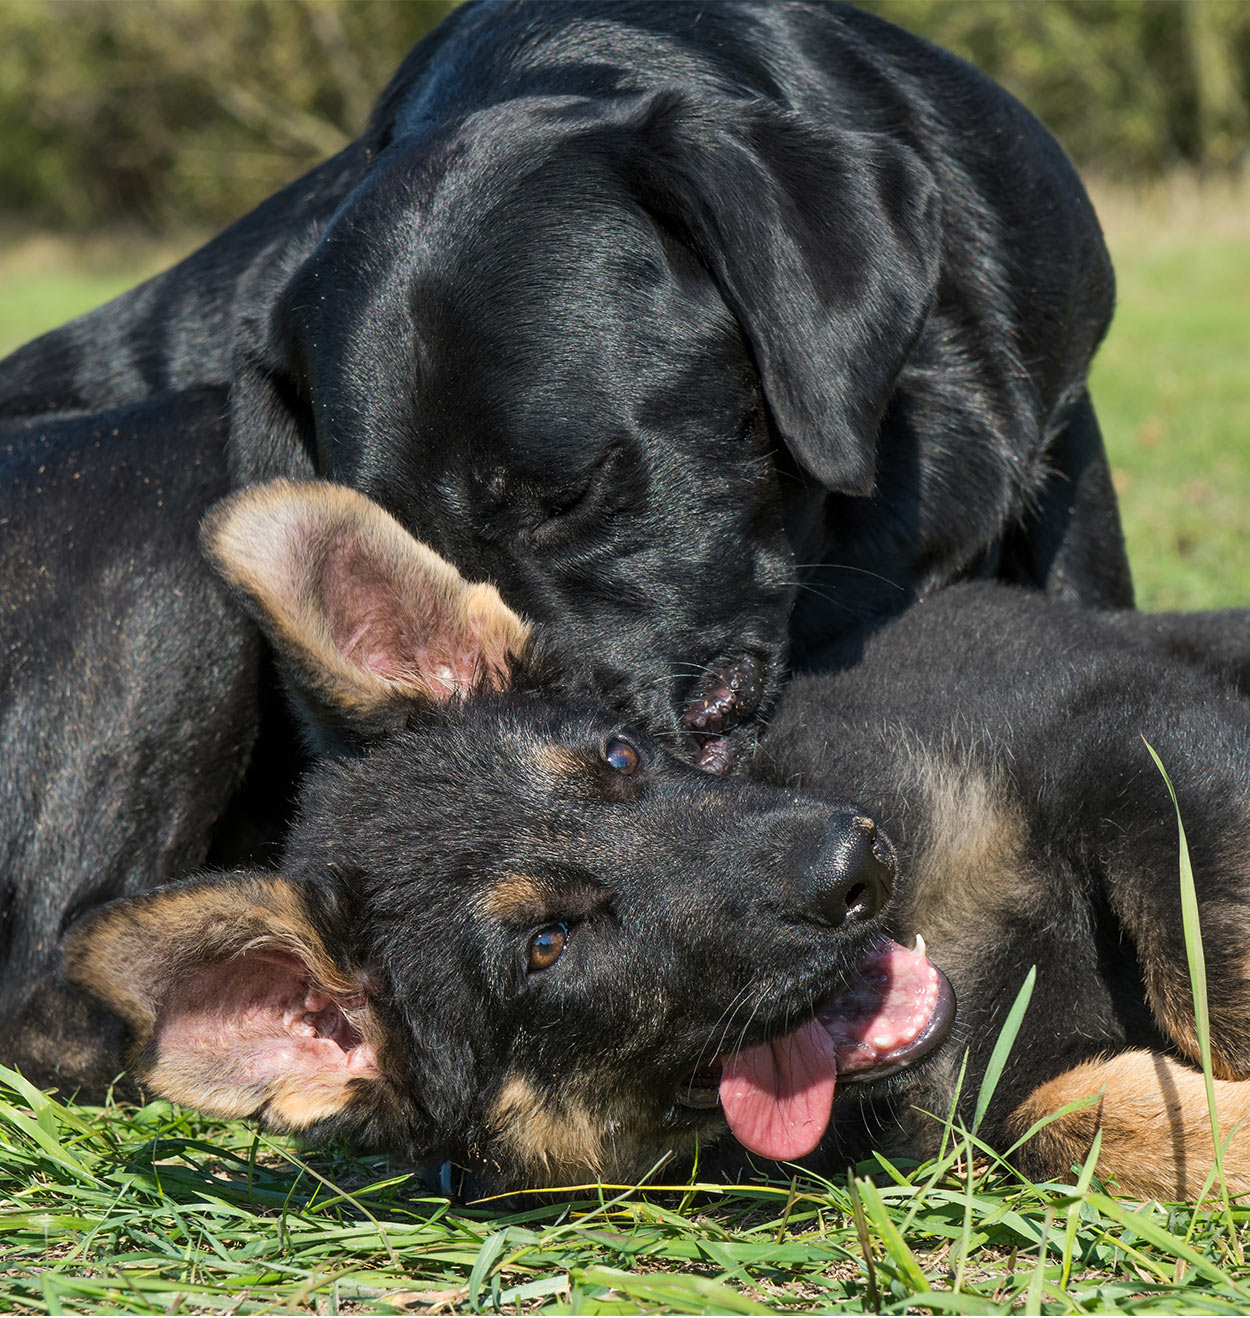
[63,874,391,1132]
[201,479,532,738]
[630,92,942,496]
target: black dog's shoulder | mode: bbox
[0,390,281,1085]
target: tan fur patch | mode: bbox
[1131,882,1250,1081]
[490,1074,607,1179]
[531,743,590,779]
[201,480,533,714]
[148,1048,376,1129]
[267,1075,377,1129]
[1010,1051,1250,1199]
[894,741,1034,970]
[481,875,551,924]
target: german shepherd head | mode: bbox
[65,481,952,1189]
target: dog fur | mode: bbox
[63,481,909,1187]
[757,587,1250,1198]
[0,392,300,1090]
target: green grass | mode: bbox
[4,1064,1250,1315]
[0,231,198,361]
[1092,214,1250,611]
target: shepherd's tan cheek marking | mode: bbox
[489,1073,605,1175]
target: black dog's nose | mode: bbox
[803,813,893,928]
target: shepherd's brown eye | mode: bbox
[527,922,567,972]
[604,738,640,774]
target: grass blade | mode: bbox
[1144,739,1240,1259]
[972,965,1036,1136]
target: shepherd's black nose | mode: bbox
[803,813,893,928]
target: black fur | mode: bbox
[0,0,1132,758]
[757,585,1250,1181]
[0,393,299,1089]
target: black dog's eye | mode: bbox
[527,922,568,972]
[531,444,630,547]
[604,738,640,774]
[541,480,590,522]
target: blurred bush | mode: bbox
[0,0,455,229]
[866,0,1250,176]
[0,0,1245,233]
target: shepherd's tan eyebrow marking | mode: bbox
[481,874,552,924]
[480,873,612,926]
[531,743,591,778]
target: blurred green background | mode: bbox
[0,0,1246,609]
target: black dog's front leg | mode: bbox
[1001,388,1135,610]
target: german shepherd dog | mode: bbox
[63,482,1250,1200]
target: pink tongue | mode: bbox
[718,937,948,1159]
[718,1017,837,1160]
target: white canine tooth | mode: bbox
[914,932,927,958]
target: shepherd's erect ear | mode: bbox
[628,92,942,496]
[200,480,532,742]
[63,874,394,1132]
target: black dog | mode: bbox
[63,483,1250,1200]
[1,0,1132,764]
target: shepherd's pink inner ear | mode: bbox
[319,537,512,700]
[202,480,533,711]
[322,539,419,681]
[144,946,382,1129]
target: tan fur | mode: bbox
[531,743,590,779]
[490,1074,607,1178]
[896,742,1035,969]
[1132,886,1250,1081]
[201,480,532,713]
[481,874,551,924]
[267,1075,378,1129]
[487,1073,698,1187]
[149,1049,375,1128]
[1010,1051,1250,1199]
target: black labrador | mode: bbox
[0,0,1132,768]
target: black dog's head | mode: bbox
[66,482,952,1189]
[231,85,940,768]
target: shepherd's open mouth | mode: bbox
[675,936,956,1159]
